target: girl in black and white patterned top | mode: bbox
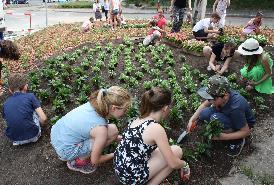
[114,87,190,184]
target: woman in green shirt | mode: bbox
[238,38,274,94]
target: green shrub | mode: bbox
[56,1,92,9]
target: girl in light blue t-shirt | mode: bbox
[51,86,131,174]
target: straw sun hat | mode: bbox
[237,38,263,55]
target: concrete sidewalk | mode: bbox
[49,6,274,18]
[219,116,274,185]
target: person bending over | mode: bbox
[203,41,236,75]
[2,73,47,146]
[51,86,131,174]
[187,75,255,157]
[192,13,221,41]
[114,87,190,184]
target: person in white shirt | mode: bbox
[213,0,230,28]
[192,13,221,40]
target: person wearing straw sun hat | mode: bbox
[238,38,274,94]
[187,75,256,157]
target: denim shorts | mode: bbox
[51,127,93,161]
[57,139,93,161]
[13,112,41,146]
[112,9,119,15]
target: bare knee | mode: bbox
[171,145,183,159]
[203,46,212,58]
[107,124,119,141]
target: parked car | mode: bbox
[6,0,28,4]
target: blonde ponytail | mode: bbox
[89,86,131,118]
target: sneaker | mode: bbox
[67,158,97,174]
[227,138,245,157]
[207,65,212,71]
[12,141,20,146]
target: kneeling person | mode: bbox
[143,19,165,46]
[192,13,221,40]
[187,75,255,157]
[2,73,47,146]
[51,86,131,174]
[203,41,236,75]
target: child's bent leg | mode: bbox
[78,139,93,160]
[199,107,218,123]
[152,30,161,40]
[106,124,119,146]
[210,112,232,131]
[203,46,212,59]
[143,35,154,46]
[254,28,260,35]
[60,139,92,161]
[147,145,183,184]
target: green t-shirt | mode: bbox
[240,53,274,94]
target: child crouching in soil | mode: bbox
[50,86,131,174]
[114,87,190,184]
[2,73,47,146]
[143,19,166,46]
[81,17,95,33]
[240,11,263,41]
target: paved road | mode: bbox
[4,5,274,33]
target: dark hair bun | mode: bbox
[149,89,154,97]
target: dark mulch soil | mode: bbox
[0,40,273,185]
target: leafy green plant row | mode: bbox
[27,38,269,160]
[217,34,268,46]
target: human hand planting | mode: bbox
[180,162,190,181]
[246,80,256,91]
[116,135,123,142]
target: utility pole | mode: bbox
[45,0,48,26]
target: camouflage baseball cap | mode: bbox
[197,75,230,100]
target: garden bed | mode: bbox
[1,33,273,184]
[1,20,274,184]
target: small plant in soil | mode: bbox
[76,92,88,106]
[28,72,40,86]
[37,89,50,103]
[52,98,66,114]
[184,119,223,161]
[143,81,153,90]
[80,59,90,70]
[21,38,274,184]
[119,73,129,83]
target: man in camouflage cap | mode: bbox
[197,75,230,100]
[187,75,255,157]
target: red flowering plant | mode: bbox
[165,32,188,45]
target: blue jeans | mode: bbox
[0,32,4,41]
[171,6,186,33]
[199,107,232,130]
